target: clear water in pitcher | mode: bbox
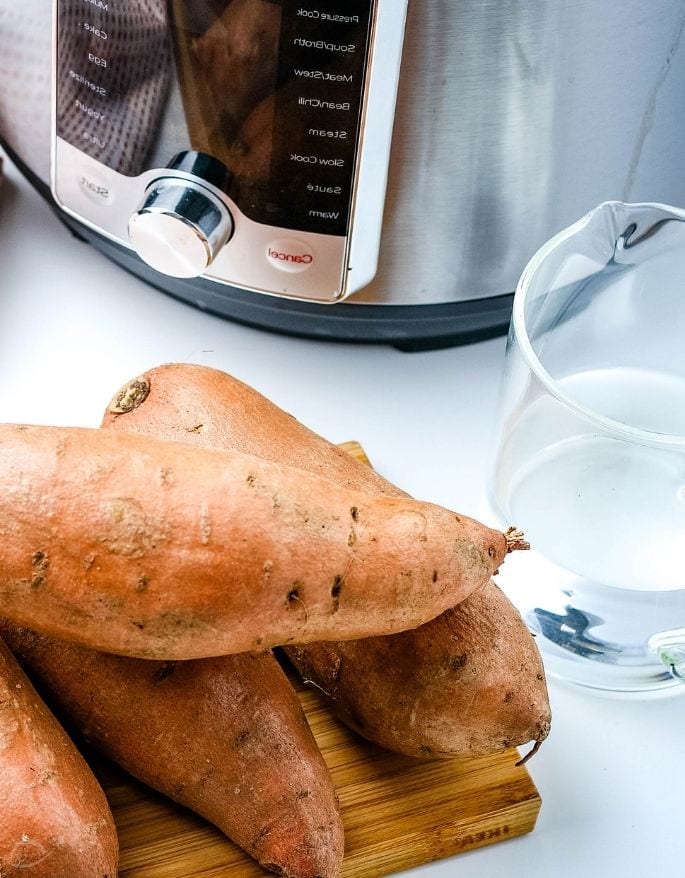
[495,366,685,691]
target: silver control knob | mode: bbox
[128,178,233,278]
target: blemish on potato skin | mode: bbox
[350,506,359,522]
[286,584,304,608]
[82,553,96,571]
[454,537,488,572]
[103,497,166,559]
[449,654,468,672]
[153,662,177,683]
[253,826,271,846]
[331,575,343,612]
[30,551,49,590]
[6,835,52,869]
[96,594,124,612]
[159,466,174,486]
[136,575,149,593]
[0,714,20,751]
[158,611,205,632]
[331,657,343,683]
[199,503,212,545]
[235,730,251,747]
[282,581,309,624]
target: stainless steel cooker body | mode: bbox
[1,1,685,348]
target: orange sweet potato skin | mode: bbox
[0,423,506,658]
[288,582,550,759]
[103,364,550,758]
[0,624,343,878]
[0,637,118,878]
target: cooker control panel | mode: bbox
[51,0,408,302]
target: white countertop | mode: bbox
[1,153,683,877]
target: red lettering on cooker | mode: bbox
[268,248,314,264]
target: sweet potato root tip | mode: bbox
[514,712,551,765]
[516,734,545,766]
[107,376,150,414]
[505,527,530,553]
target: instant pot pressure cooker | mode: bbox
[2,1,685,349]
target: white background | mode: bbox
[1,153,684,876]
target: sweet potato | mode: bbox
[103,364,550,759]
[287,582,550,760]
[0,637,118,877]
[0,624,343,878]
[0,423,509,658]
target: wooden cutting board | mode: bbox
[99,441,542,876]
[99,677,540,878]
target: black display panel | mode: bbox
[56,1,376,236]
[56,1,172,177]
